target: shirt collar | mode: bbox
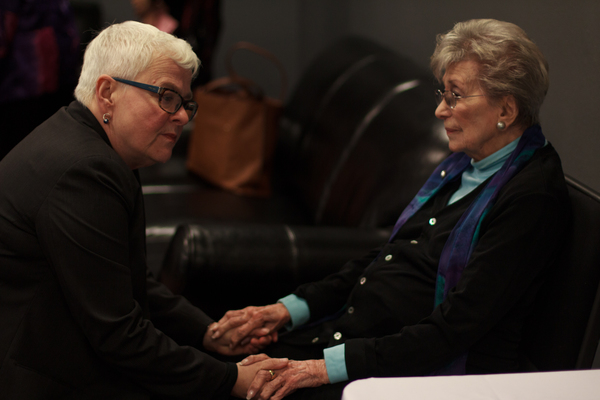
[471,136,521,173]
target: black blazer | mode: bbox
[0,102,236,399]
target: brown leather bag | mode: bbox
[186,42,287,197]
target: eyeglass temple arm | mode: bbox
[112,78,164,95]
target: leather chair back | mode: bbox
[519,176,600,370]
[275,37,449,228]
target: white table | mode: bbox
[342,369,600,400]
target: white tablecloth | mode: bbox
[342,369,600,400]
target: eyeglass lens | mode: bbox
[159,89,198,120]
[435,90,455,109]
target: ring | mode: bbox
[269,369,276,381]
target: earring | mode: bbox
[497,121,506,131]
[103,113,110,124]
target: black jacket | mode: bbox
[0,102,236,399]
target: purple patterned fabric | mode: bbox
[0,0,79,103]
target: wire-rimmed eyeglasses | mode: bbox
[112,77,198,122]
[435,89,485,109]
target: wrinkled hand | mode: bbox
[232,355,289,398]
[210,304,291,349]
[203,322,273,356]
[242,355,329,400]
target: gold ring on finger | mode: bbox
[269,369,276,381]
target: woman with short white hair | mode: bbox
[0,21,286,399]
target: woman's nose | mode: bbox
[435,99,451,120]
[171,106,190,125]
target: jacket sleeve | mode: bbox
[146,271,215,348]
[293,246,383,322]
[345,168,569,379]
[36,156,236,399]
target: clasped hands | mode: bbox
[204,303,329,399]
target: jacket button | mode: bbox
[384,254,392,261]
[312,337,319,343]
[429,218,437,225]
[410,240,418,244]
[360,277,366,285]
[333,332,342,340]
[441,170,446,178]
[348,306,354,314]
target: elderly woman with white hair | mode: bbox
[0,21,287,399]
[207,19,570,400]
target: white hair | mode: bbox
[75,21,200,107]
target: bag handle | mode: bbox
[202,76,265,100]
[225,41,288,101]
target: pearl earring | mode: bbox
[103,113,110,124]
[497,121,506,130]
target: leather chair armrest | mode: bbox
[158,223,390,317]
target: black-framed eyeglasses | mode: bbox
[112,77,198,121]
[435,89,485,109]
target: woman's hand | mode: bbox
[232,355,289,399]
[203,322,275,356]
[242,356,330,400]
[210,304,291,349]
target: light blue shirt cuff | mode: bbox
[278,294,310,330]
[324,344,349,383]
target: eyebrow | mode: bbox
[445,77,479,93]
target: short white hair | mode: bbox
[75,21,200,107]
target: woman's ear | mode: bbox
[499,95,519,128]
[95,75,116,112]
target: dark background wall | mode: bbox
[87,0,600,191]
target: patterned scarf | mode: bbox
[388,125,546,374]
